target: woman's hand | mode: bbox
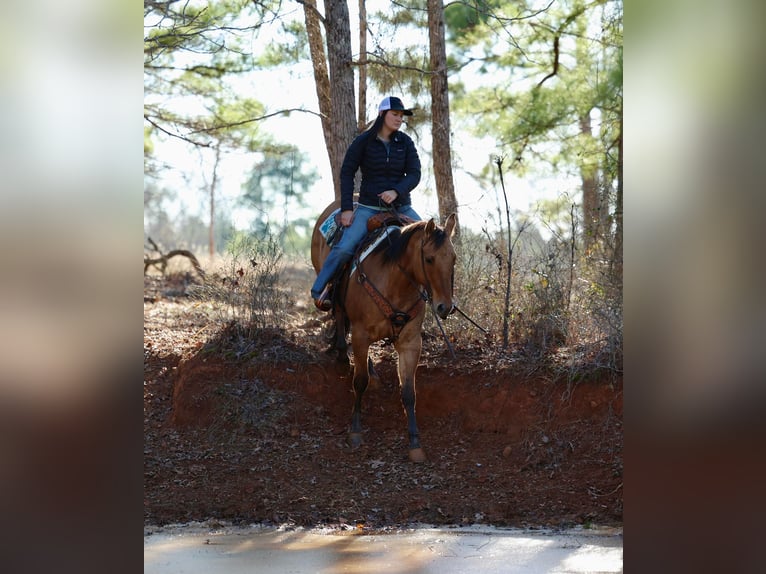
[378,190,398,205]
[340,210,354,227]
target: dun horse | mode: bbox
[311,200,457,462]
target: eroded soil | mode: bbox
[144,275,622,530]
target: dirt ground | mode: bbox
[143,273,622,531]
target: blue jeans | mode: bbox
[311,204,421,299]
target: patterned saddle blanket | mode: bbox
[318,207,413,277]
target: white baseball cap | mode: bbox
[378,96,413,116]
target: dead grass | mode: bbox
[145,234,621,378]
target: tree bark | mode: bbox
[613,111,623,282]
[324,0,357,200]
[580,112,599,249]
[208,145,221,258]
[357,0,368,132]
[427,0,459,234]
[302,0,334,195]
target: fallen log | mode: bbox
[144,237,205,279]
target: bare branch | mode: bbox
[536,35,559,88]
[187,108,325,134]
[388,0,426,13]
[443,0,555,23]
[361,54,433,76]
[535,2,590,87]
[145,106,326,150]
[144,114,213,148]
[144,63,252,76]
[144,247,206,279]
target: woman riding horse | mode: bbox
[311,96,422,311]
[312,204,458,462]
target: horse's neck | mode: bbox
[388,228,424,292]
[358,229,419,294]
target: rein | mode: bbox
[354,218,483,355]
[356,225,451,352]
[399,232,483,357]
[354,223,430,341]
[356,259,425,341]
[413,241,456,358]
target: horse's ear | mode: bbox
[444,213,457,237]
[425,219,436,236]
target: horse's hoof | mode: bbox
[348,433,364,448]
[334,360,350,375]
[408,448,427,463]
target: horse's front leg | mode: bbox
[396,338,426,463]
[348,335,371,449]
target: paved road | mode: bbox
[144,522,623,573]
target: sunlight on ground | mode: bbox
[144,524,623,574]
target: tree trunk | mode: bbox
[613,111,623,282]
[302,0,335,198]
[427,0,459,234]
[324,0,357,200]
[580,112,599,250]
[208,145,221,258]
[357,0,368,132]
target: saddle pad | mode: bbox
[350,226,396,278]
[319,208,341,244]
[319,202,359,247]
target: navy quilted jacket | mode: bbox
[339,129,421,212]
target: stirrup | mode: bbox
[314,284,332,311]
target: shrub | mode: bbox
[444,216,621,375]
[191,231,292,336]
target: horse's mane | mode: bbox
[378,220,448,267]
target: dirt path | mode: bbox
[144,522,623,574]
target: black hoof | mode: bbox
[347,432,364,448]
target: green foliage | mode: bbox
[449,0,622,258]
[365,5,432,116]
[201,96,268,149]
[144,0,622,367]
[145,0,270,62]
[255,21,309,66]
[144,0,322,256]
[144,125,155,155]
[240,145,318,247]
[443,0,503,48]
[145,0,281,148]
[279,219,314,258]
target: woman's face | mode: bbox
[383,110,405,132]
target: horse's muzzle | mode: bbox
[434,302,453,320]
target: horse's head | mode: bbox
[421,214,458,319]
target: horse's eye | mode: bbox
[425,256,435,264]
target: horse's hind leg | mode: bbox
[348,337,371,448]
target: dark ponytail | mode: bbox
[362,113,385,137]
[360,113,386,154]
